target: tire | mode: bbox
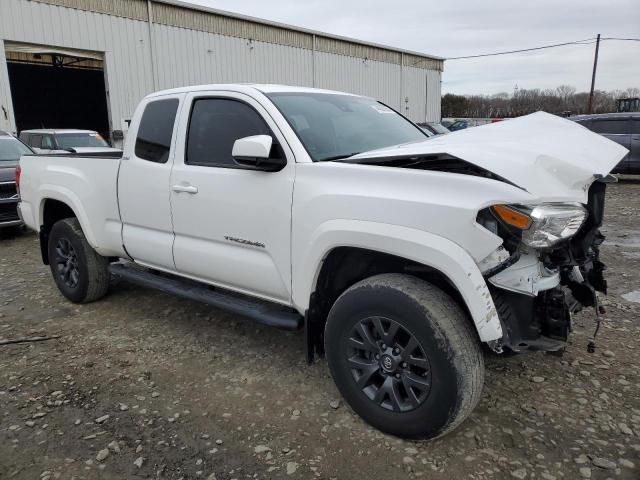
[47,218,110,303]
[324,273,484,440]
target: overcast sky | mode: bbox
[184,0,640,95]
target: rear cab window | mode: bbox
[135,99,180,163]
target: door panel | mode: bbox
[118,95,182,270]
[170,92,295,304]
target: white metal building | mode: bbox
[0,0,443,144]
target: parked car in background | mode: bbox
[19,129,120,154]
[447,119,469,131]
[416,122,450,136]
[571,113,639,174]
[0,130,32,229]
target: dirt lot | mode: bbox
[1,180,639,480]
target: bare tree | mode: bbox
[441,85,638,118]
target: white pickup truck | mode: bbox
[17,84,627,440]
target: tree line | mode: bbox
[442,86,640,118]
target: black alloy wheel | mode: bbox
[54,237,80,289]
[347,316,431,412]
[47,217,110,303]
[325,273,485,439]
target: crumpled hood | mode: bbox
[350,112,629,202]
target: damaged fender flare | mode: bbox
[294,219,504,344]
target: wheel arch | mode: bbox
[39,196,85,264]
[294,221,502,361]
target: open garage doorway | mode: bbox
[4,42,110,141]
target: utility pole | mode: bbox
[587,34,600,114]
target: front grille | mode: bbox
[0,202,19,223]
[0,181,18,200]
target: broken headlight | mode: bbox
[489,203,587,249]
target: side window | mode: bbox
[590,120,630,135]
[186,98,272,167]
[30,135,43,149]
[42,135,54,149]
[134,98,179,163]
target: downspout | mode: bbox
[424,70,428,122]
[312,34,316,88]
[399,52,403,113]
[147,0,158,91]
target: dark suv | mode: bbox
[0,130,33,229]
[572,113,640,174]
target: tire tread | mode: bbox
[56,218,109,303]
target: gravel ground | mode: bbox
[1,180,639,480]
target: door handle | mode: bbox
[172,184,198,194]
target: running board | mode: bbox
[109,263,303,330]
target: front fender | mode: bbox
[292,219,502,342]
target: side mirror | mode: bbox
[232,135,285,172]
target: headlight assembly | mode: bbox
[489,203,587,248]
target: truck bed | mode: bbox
[18,152,126,258]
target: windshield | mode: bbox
[266,92,428,161]
[56,132,109,149]
[0,137,32,162]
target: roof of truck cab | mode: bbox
[20,129,99,135]
[146,84,362,99]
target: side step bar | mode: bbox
[109,263,303,330]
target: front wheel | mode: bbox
[325,273,484,439]
[48,218,110,303]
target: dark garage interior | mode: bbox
[6,52,110,139]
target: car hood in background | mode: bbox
[349,112,629,202]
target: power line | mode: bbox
[601,37,640,41]
[444,38,596,61]
[432,36,640,63]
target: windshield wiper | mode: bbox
[321,152,362,162]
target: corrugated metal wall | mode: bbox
[314,52,402,111]
[150,24,314,90]
[0,0,442,134]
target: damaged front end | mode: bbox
[477,177,613,354]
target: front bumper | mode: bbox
[0,200,22,228]
[0,179,22,228]
[488,180,608,353]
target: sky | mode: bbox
[183,0,640,96]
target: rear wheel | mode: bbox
[325,273,484,439]
[48,218,110,303]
